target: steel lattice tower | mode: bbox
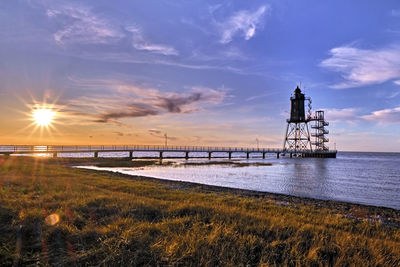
[283,86,312,152]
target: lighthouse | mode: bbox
[283,86,312,152]
[283,86,333,156]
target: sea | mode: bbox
[77,151,400,210]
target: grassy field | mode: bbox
[1,156,400,266]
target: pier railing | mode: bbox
[0,145,337,154]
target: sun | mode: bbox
[15,94,63,139]
[32,108,55,127]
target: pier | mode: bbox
[0,145,337,159]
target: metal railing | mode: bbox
[0,145,337,154]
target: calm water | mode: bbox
[80,152,400,210]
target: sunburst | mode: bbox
[32,108,55,127]
[15,93,64,139]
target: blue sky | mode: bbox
[1,0,400,151]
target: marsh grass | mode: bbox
[0,157,400,266]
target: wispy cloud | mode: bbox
[190,46,248,62]
[363,107,400,124]
[324,108,360,123]
[113,131,124,137]
[246,92,275,102]
[126,26,178,56]
[47,5,122,45]
[41,3,274,75]
[156,93,202,113]
[219,5,269,44]
[148,129,162,135]
[388,90,400,99]
[46,4,178,55]
[73,51,263,77]
[208,4,222,15]
[94,104,159,123]
[391,9,400,17]
[320,45,400,89]
[148,129,178,141]
[66,81,227,124]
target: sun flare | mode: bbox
[18,95,63,138]
[33,108,55,127]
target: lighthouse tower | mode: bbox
[283,86,312,152]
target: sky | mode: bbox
[1,0,400,151]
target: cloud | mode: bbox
[320,45,400,88]
[133,43,178,56]
[95,90,221,122]
[190,46,248,62]
[75,51,265,77]
[391,9,400,17]
[246,92,273,101]
[155,88,224,113]
[46,4,178,55]
[95,104,159,123]
[148,129,178,141]
[219,5,269,44]
[66,81,227,123]
[46,5,123,45]
[148,129,162,135]
[388,90,400,99]
[324,108,360,123]
[156,93,202,113]
[113,131,124,137]
[208,4,222,14]
[362,107,400,124]
[126,26,178,56]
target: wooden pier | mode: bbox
[0,145,337,159]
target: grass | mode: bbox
[0,156,400,266]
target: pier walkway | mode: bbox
[0,145,337,159]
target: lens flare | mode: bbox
[45,213,60,226]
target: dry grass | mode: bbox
[0,156,399,266]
